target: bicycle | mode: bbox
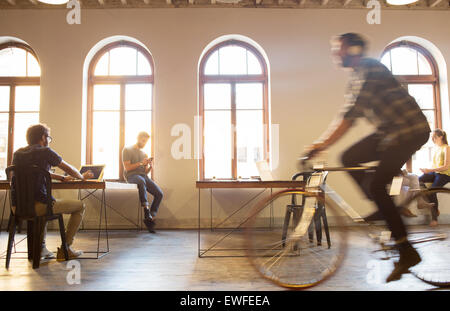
[244,158,450,289]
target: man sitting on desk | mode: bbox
[122,131,163,233]
[12,124,94,260]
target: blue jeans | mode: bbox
[127,174,163,217]
[419,172,450,221]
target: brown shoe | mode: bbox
[57,246,83,261]
[399,207,417,218]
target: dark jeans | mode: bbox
[127,174,163,217]
[419,172,450,221]
[341,132,429,241]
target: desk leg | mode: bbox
[210,188,213,231]
[198,188,201,258]
[95,189,110,259]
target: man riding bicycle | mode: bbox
[305,33,431,282]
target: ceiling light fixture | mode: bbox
[37,0,69,4]
[386,0,419,5]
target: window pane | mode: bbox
[93,111,120,179]
[204,83,231,110]
[247,50,262,75]
[27,52,41,77]
[94,52,109,76]
[236,83,263,110]
[0,86,10,112]
[125,84,152,110]
[125,111,152,158]
[391,47,418,75]
[219,46,247,75]
[408,84,434,110]
[93,85,120,110]
[109,47,137,76]
[204,51,219,75]
[236,110,263,178]
[204,110,231,179]
[0,47,27,77]
[14,112,39,151]
[0,113,8,180]
[15,86,40,112]
[380,52,391,71]
[137,52,152,75]
[418,52,432,75]
[421,110,435,132]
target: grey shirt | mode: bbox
[122,146,148,179]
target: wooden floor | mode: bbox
[1,226,449,291]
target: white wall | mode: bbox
[1,8,449,228]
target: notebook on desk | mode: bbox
[79,164,105,181]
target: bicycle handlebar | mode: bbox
[297,155,377,173]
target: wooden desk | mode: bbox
[0,180,137,259]
[196,179,305,257]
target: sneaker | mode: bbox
[430,220,438,227]
[386,245,421,283]
[41,247,56,259]
[57,246,83,261]
[143,218,156,233]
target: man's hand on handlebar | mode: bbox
[303,141,326,160]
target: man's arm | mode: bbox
[57,160,92,180]
[123,160,146,173]
[307,118,354,157]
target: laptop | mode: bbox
[256,161,274,181]
[79,164,105,181]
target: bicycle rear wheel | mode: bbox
[400,188,450,287]
[245,189,348,289]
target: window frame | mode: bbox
[86,40,154,181]
[0,42,40,169]
[198,39,269,180]
[381,41,441,172]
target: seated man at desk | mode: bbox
[11,124,93,260]
[122,131,163,233]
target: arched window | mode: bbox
[0,42,40,179]
[199,39,269,180]
[381,41,441,174]
[87,41,154,180]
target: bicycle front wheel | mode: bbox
[245,189,348,289]
[400,188,450,287]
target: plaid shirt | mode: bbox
[341,57,430,150]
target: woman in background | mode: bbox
[418,129,450,227]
